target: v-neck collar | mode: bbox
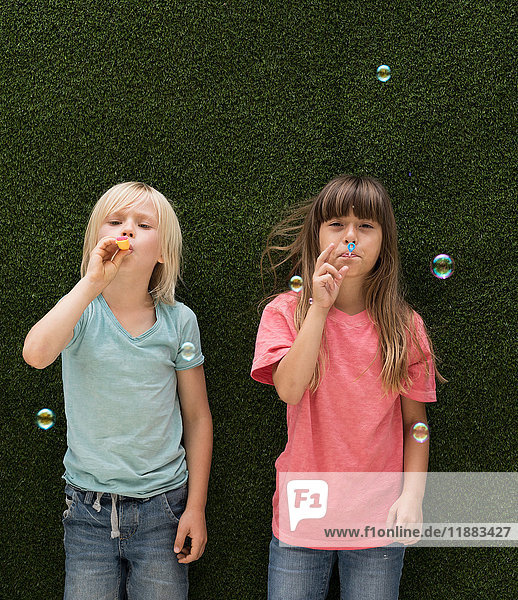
[327,305,371,327]
[98,293,160,341]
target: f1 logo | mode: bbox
[287,480,328,531]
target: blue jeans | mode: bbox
[268,534,405,600]
[62,482,189,600]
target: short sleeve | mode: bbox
[251,302,296,386]
[401,313,437,403]
[58,295,89,351]
[174,305,204,371]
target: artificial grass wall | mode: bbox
[2,1,516,598]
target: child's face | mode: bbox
[318,208,382,279]
[97,197,163,275]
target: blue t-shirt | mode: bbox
[60,293,204,497]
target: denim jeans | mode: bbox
[62,482,189,600]
[268,534,405,600]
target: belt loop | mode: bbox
[85,491,94,505]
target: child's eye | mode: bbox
[330,222,343,227]
[108,220,121,225]
[139,224,151,229]
[360,223,374,229]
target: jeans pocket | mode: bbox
[161,484,188,524]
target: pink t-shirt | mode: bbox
[251,292,436,549]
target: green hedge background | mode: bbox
[2,1,516,598]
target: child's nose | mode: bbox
[121,225,135,238]
[343,224,356,242]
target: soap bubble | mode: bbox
[430,254,454,279]
[377,65,391,82]
[412,422,429,443]
[290,276,303,292]
[36,408,55,430]
[180,342,196,361]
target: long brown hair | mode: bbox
[261,174,446,394]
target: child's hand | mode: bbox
[173,508,207,564]
[312,244,348,309]
[385,492,423,545]
[84,236,132,290]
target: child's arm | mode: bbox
[386,396,429,544]
[401,395,429,499]
[272,243,347,405]
[174,364,212,564]
[23,277,103,369]
[272,304,329,405]
[23,237,130,369]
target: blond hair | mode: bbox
[261,174,446,394]
[80,182,182,305]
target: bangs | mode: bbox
[103,184,154,217]
[316,177,386,225]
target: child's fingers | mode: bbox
[314,273,339,298]
[315,244,335,270]
[314,261,341,280]
[173,528,188,555]
[176,544,190,559]
[88,238,118,264]
[110,247,130,268]
[385,506,397,530]
[317,273,335,289]
[90,237,131,270]
[96,236,119,253]
[314,268,344,290]
[178,537,206,563]
[335,265,349,283]
[315,265,348,290]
